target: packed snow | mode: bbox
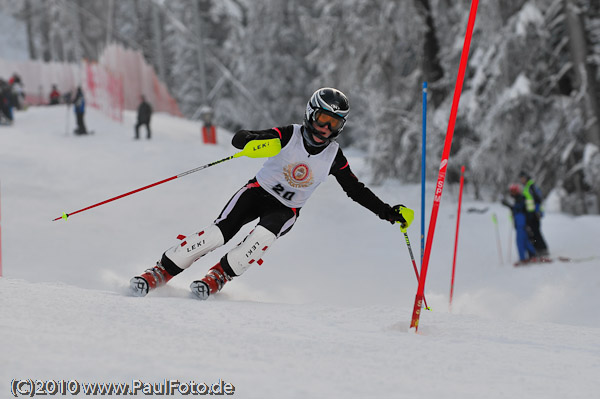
[1,106,599,398]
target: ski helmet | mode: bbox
[303,88,349,147]
[518,171,530,180]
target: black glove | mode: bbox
[381,204,407,225]
[232,130,260,149]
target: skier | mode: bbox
[130,88,413,299]
[502,183,537,266]
[135,95,152,139]
[518,171,549,256]
[73,87,88,135]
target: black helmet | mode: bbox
[518,171,530,180]
[302,88,349,147]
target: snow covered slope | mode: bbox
[1,106,599,398]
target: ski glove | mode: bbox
[382,204,414,232]
[232,130,261,149]
[233,129,280,149]
[396,205,414,232]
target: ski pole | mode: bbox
[449,166,465,310]
[403,232,430,310]
[507,212,513,263]
[65,101,70,136]
[491,213,504,265]
[53,138,281,221]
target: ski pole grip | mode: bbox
[397,206,414,233]
[236,138,282,159]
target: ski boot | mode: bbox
[190,262,232,300]
[130,262,174,297]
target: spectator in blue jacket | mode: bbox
[519,171,549,256]
[73,87,87,135]
[502,184,537,266]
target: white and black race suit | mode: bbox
[213,125,390,243]
[256,124,338,208]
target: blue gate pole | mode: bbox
[421,81,427,266]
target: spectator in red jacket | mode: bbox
[49,85,61,105]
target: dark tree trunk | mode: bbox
[24,0,37,60]
[565,0,600,211]
[416,0,443,83]
[414,0,445,106]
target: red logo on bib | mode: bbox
[292,164,309,181]
[284,163,314,188]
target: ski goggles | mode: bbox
[313,109,346,132]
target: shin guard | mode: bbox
[224,225,276,277]
[163,224,225,270]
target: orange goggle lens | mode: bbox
[314,110,345,131]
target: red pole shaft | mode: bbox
[403,232,429,309]
[410,0,478,331]
[52,176,178,221]
[53,154,235,221]
[409,256,429,310]
[450,166,465,308]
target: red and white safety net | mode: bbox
[0,43,181,121]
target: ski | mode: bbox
[129,276,150,297]
[555,256,597,263]
[514,256,597,267]
[128,277,212,300]
[514,257,553,267]
[190,280,211,300]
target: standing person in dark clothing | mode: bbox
[519,171,549,256]
[135,95,152,139]
[0,79,14,124]
[130,88,414,299]
[502,184,537,265]
[73,87,87,135]
[8,73,24,110]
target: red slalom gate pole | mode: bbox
[449,166,465,310]
[410,0,479,331]
[0,180,3,277]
